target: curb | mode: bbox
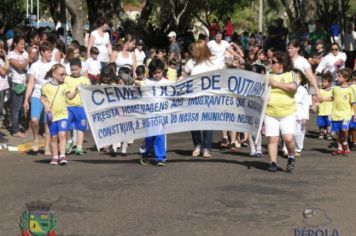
[2,139,45,153]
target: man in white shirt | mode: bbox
[23,42,56,152]
[344,22,356,69]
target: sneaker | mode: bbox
[318,133,324,139]
[295,152,302,157]
[255,152,262,158]
[59,157,68,165]
[203,149,211,158]
[342,144,350,156]
[192,146,201,157]
[249,152,256,157]
[154,160,166,166]
[286,158,295,172]
[332,149,343,155]
[75,146,84,155]
[140,155,149,165]
[326,134,333,141]
[50,158,58,165]
[267,162,278,172]
[219,137,229,148]
[66,142,73,154]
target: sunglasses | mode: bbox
[331,48,339,51]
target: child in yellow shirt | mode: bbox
[331,68,356,156]
[41,64,78,165]
[317,72,333,140]
[64,58,91,155]
[350,70,356,150]
[166,58,177,82]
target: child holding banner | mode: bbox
[41,64,78,165]
[140,58,170,166]
[64,58,91,155]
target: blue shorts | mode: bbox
[317,115,331,128]
[31,97,47,122]
[331,120,350,133]
[67,106,88,132]
[49,119,68,136]
[350,116,356,129]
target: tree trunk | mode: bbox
[65,0,85,44]
[138,0,153,29]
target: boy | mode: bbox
[41,64,78,165]
[140,59,170,166]
[134,65,146,86]
[86,47,101,84]
[350,70,356,150]
[331,68,356,156]
[64,58,91,155]
[317,72,333,140]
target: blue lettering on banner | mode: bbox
[155,79,194,97]
[122,101,169,115]
[237,114,253,125]
[91,86,142,106]
[142,116,169,128]
[98,121,135,139]
[247,100,263,113]
[201,75,221,90]
[188,96,234,107]
[92,108,120,123]
[201,112,235,122]
[178,112,199,122]
[228,76,265,97]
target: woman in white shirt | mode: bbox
[87,17,112,68]
[315,43,347,82]
[110,34,137,75]
[185,40,224,158]
[8,36,30,137]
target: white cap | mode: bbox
[167,31,176,38]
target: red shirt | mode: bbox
[225,22,233,36]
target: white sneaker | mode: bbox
[203,149,211,158]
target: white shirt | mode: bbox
[8,50,29,84]
[295,85,309,121]
[344,31,356,51]
[91,30,110,63]
[315,52,347,80]
[293,55,311,74]
[28,60,56,98]
[86,57,101,75]
[207,40,230,65]
[0,59,9,91]
[135,48,146,66]
[188,57,224,76]
[115,51,134,69]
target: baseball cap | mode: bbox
[167,31,176,38]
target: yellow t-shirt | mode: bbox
[331,86,356,121]
[41,81,69,122]
[166,67,177,82]
[266,71,297,117]
[318,88,333,116]
[64,75,91,106]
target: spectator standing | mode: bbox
[344,22,356,69]
[167,31,181,75]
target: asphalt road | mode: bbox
[0,115,355,236]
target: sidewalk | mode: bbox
[0,128,45,153]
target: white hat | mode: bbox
[167,31,176,38]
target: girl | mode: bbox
[0,40,9,143]
[40,64,78,165]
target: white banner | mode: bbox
[79,69,269,149]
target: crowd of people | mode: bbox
[0,16,355,171]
